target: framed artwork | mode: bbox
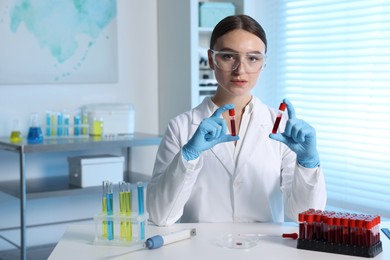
[0,0,118,84]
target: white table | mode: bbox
[48,222,389,260]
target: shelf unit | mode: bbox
[157,0,255,135]
[0,133,161,260]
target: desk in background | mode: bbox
[48,222,389,260]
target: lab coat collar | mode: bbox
[191,97,213,125]
[190,97,273,176]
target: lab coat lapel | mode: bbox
[235,101,272,177]
[211,143,235,176]
[192,99,236,175]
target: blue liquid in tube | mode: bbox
[137,182,145,240]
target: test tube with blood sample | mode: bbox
[298,212,306,239]
[272,102,287,134]
[228,109,236,136]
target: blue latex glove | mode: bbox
[269,99,320,168]
[182,104,240,161]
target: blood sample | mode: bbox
[297,209,383,258]
[305,213,315,240]
[327,215,335,243]
[298,212,305,239]
[229,109,236,136]
[334,215,342,244]
[341,215,350,245]
[314,210,323,240]
[272,102,287,134]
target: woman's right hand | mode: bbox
[182,104,240,161]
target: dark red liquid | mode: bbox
[230,119,236,136]
[272,115,282,134]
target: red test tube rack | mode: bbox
[297,209,383,258]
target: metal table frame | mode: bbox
[0,133,161,260]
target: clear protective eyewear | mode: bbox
[210,49,266,73]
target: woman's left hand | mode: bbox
[269,98,320,168]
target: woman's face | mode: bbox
[208,29,266,98]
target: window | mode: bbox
[257,0,390,218]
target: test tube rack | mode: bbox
[94,212,148,246]
[297,209,383,258]
[94,181,148,247]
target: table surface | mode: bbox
[48,222,389,260]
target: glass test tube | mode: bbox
[341,215,350,245]
[272,102,286,134]
[81,111,88,135]
[51,113,56,136]
[46,111,52,136]
[74,113,81,136]
[313,210,323,240]
[228,109,236,136]
[305,212,314,240]
[63,113,70,136]
[57,112,63,136]
[298,212,305,239]
[137,182,145,240]
[102,181,108,238]
[119,181,132,241]
[102,181,114,240]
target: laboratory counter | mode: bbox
[48,222,389,260]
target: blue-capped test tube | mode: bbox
[137,182,145,240]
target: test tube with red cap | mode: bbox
[298,212,306,239]
[229,109,236,136]
[272,102,287,134]
[297,209,382,257]
[313,210,323,240]
[305,211,315,240]
[341,214,351,245]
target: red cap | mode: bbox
[229,109,235,116]
[305,213,314,223]
[279,102,287,111]
[341,217,350,227]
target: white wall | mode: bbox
[0,0,159,180]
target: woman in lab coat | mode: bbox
[147,15,326,226]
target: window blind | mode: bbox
[277,0,390,217]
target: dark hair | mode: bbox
[210,14,267,53]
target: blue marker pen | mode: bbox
[137,182,145,240]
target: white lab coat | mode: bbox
[147,97,326,226]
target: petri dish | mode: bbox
[216,233,260,249]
